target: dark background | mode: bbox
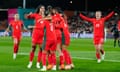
[0,0,120,11]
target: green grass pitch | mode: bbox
[0,37,120,72]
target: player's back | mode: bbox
[52,13,63,37]
[44,20,56,40]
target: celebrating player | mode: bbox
[37,6,57,71]
[40,19,57,71]
[51,7,65,69]
[26,5,45,69]
[80,11,115,63]
[61,14,74,69]
[5,14,26,60]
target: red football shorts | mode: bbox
[12,33,22,41]
[43,40,57,51]
[94,37,104,45]
[32,30,44,44]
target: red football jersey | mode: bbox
[27,13,45,30]
[80,11,114,37]
[52,13,63,37]
[10,20,23,35]
[44,20,56,40]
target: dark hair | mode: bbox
[53,7,63,14]
[45,5,52,16]
[35,5,45,13]
[47,5,52,11]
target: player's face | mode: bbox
[95,11,102,19]
[52,9,56,14]
[14,14,19,20]
[39,6,45,13]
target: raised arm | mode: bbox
[79,13,93,22]
[103,11,115,21]
[25,12,35,19]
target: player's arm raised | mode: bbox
[25,12,34,19]
[103,11,115,21]
[79,12,93,22]
[103,7,120,21]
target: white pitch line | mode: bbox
[69,51,120,53]
[18,52,120,63]
[72,57,120,62]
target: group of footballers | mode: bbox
[4,4,120,71]
[5,5,74,71]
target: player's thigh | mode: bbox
[50,40,57,51]
[12,36,19,44]
[32,33,43,44]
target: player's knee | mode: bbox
[31,45,36,52]
[14,39,18,44]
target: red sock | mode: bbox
[62,49,70,65]
[51,53,56,65]
[37,51,42,62]
[100,50,104,55]
[48,54,52,65]
[96,52,100,59]
[59,55,64,65]
[30,52,34,61]
[14,44,18,53]
[42,53,46,66]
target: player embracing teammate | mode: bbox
[39,7,74,71]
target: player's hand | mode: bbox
[3,31,8,36]
[29,12,33,15]
[115,13,118,16]
[24,12,33,19]
[23,30,29,32]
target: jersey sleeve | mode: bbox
[79,13,93,22]
[103,11,114,21]
[27,13,36,19]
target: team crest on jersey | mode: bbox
[96,24,100,28]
